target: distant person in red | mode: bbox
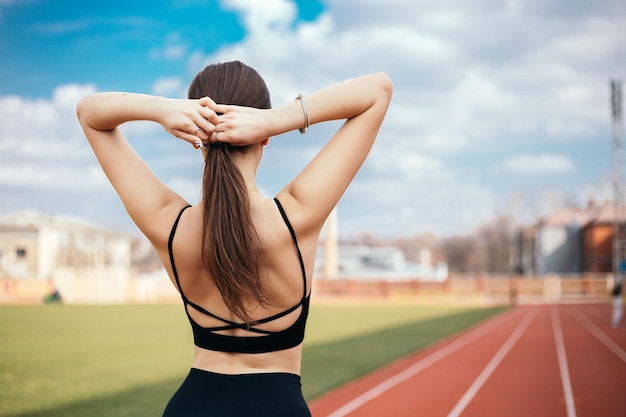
[611,278,623,328]
[77,61,392,416]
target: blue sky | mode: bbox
[0,0,624,238]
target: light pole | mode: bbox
[611,79,625,279]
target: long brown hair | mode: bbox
[188,61,272,323]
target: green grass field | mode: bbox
[0,303,505,417]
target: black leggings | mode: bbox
[162,368,311,417]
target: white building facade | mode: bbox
[0,212,131,303]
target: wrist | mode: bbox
[295,94,310,134]
[271,99,309,136]
[149,95,171,125]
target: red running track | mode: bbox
[308,304,626,417]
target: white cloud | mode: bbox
[31,17,159,35]
[0,84,105,192]
[0,84,96,160]
[182,0,624,236]
[497,154,575,174]
[4,0,624,237]
[149,32,188,61]
[222,0,296,34]
[151,77,186,97]
[371,145,445,181]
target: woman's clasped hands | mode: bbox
[159,96,270,150]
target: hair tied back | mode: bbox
[210,142,231,149]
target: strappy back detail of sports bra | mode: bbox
[167,198,311,354]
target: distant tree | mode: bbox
[444,214,516,274]
[443,235,476,273]
[478,215,515,274]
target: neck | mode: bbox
[233,146,263,195]
[200,143,264,198]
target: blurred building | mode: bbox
[582,204,619,273]
[535,208,588,275]
[517,203,626,276]
[315,242,448,281]
[0,211,131,303]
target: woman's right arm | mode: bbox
[215,73,393,233]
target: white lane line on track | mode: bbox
[446,308,538,417]
[324,309,519,417]
[551,307,577,417]
[569,307,626,363]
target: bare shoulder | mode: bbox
[271,191,322,241]
[251,196,294,246]
[260,193,321,268]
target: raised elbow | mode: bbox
[75,95,90,125]
[375,72,394,101]
[367,73,393,111]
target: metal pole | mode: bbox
[611,79,624,278]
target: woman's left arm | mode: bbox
[76,92,218,243]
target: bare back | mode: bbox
[159,193,320,375]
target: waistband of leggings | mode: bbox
[190,367,301,381]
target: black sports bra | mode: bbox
[167,198,311,354]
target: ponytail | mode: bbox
[201,144,268,322]
[188,60,272,323]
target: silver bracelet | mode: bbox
[296,93,310,134]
